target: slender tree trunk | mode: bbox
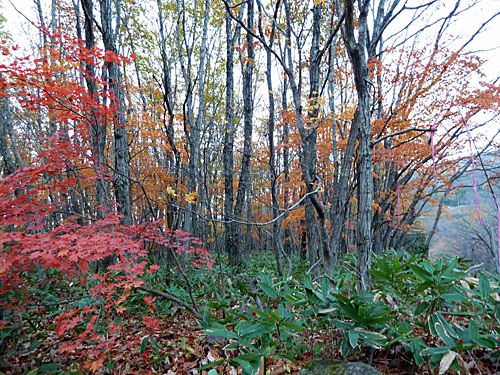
[0,96,17,176]
[258,0,285,276]
[100,0,132,225]
[82,0,108,218]
[282,0,332,277]
[184,0,210,240]
[343,0,373,292]
[223,5,244,265]
[232,0,255,266]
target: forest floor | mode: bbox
[5,309,498,375]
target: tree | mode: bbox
[100,0,132,224]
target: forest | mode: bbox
[0,0,500,373]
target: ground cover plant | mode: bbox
[1,247,500,374]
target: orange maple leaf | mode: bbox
[88,357,104,373]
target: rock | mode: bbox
[298,359,381,375]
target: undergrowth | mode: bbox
[1,250,499,374]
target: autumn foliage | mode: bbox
[0,29,213,371]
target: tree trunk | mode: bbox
[82,0,108,219]
[343,0,373,292]
[232,0,255,267]
[99,0,132,225]
[224,5,244,266]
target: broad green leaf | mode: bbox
[421,346,451,356]
[428,314,439,336]
[476,336,496,349]
[341,338,350,356]
[231,357,259,375]
[198,360,224,370]
[435,323,456,348]
[348,328,359,348]
[454,324,471,343]
[38,363,61,373]
[495,304,500,324]
[270,310,281,322]
[355,328,386,342]
[280,320,304,332]
[248,306,266,318]
[408,264,432,281]
[333,319,352,330]
[436,312,458,338]
[239,323,274,338]
[469,320,478,342]
[369,269,391,281]
[337,301,359,321]
[479,274,491,299]
[259,282,278,299]
[150,336,160,350]
[205,328,239,339]
[414,302,429,316]
[28,340,43,352]
[139,336,149,354]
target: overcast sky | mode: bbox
[2,0,499,81]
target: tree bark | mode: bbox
[224,4,244,266]
[99,0,132,225]
[232,0,255,266]
[343,0,373,292]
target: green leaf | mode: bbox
[259,281,278,299]
[341,338,350,356]
[435,323,456,348]
[238,323,274,338]
[270,310,281,322]
[225,342,240,350]
[378,258,392,274]
[150,336,160,351]
[476,336,496,349]
[277,303,288,319]
[421,346,451,356]
[355,328,386,342]
[139,336,149,355]
[495,304,500,324]
[28,340,43,352]
[369,269,391,281]
[415,280,433,293]
[408,264,433,281]
[321,276,330,297]
[205,328,239,339]
[479,274,491,299]
[454,324,472,343]
[337,301,359,321]
[414,302,429,316]
[232,357,259,375]
[489,350,500,359]
[441,258,459,278]
[38,363,61,373]
[428,314,439,336]
[436,312,458,338]
[348,328,359,348]
[333,319,352,330]
[469,320,478,342]
[280,320,304,332]
[249,306,271,320]
[198,359,225,370]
